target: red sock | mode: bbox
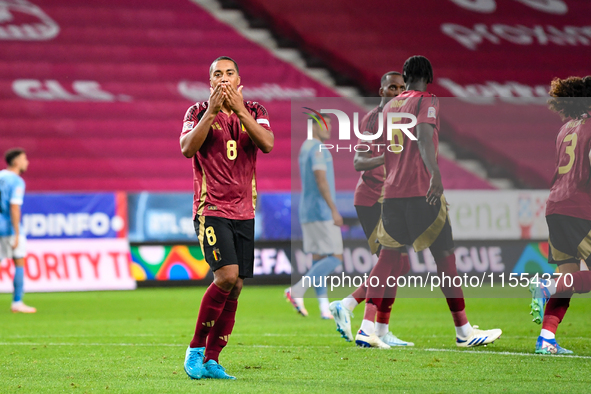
[435,253,467,326]
[376,300,394,324]
[352,282,367,304]
[377,254,407,324]
[542,296,571,334]
[189,283,230,348]
[363,302,378,323]
[366,249,400,304]
[556,270,591,294]
[400,253,411,276]
[205,298,238,363]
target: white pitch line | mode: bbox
[6,333,591,341]
[0,342,332,349]
[420,348,591,360]
[0,342,590,358]
[0,342,184,347]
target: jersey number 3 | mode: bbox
[227,140,237,160]
[558,133,577,174]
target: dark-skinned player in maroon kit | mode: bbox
[529,75,591,355]
[180,56,273,380]
[366,56,502,348]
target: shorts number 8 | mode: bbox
[205,226,217,245]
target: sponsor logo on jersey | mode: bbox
[428,107,436,118]
[207,206,218,211]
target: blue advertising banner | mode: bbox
[21,192,127,240]
[127,192,297,242]
[126,192,363,242]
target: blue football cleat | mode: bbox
[184,346,205,379]
[203,359,236,380]
[329,301,353,342]
[535,336,573,355]
[529,279,551,324]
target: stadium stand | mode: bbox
[237,0,591,187]
[1,0,494,191]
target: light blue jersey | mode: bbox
[298,139,336,224]
[0,169,25,236]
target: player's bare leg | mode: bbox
[432,249,501,347]
[11,257,36,313]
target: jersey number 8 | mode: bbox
[227,140,237,160]
[205,226,217,246]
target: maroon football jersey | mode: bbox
[546,116,591,220]
[354,105,386,207]
[181,101,272,220]
[382,90,440,198]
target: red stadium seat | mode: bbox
[1,0,494,191]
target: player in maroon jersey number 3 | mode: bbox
[529,76,591,355]
[180,56,274,380]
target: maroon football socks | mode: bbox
[190,283,230,348]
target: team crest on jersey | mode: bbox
[183,121,194,131]
[428,107,436,118]
[390,99,407,108]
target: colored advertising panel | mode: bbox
[290,240,556,277]
[22,192,128,239]
[0,192,135,293]
[0,238,135,292]
[130,244,292,281]
[127,192,292,242]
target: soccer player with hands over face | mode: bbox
[180,56,273,380]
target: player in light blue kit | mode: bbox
[285,115,343,319]
[0,148,35,313]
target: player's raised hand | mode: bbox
[224,84,246,113]
[209,83,224,113]
[426,171,443,205]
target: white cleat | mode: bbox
[380,331,414,347]
[11,301,36,314]
[284,288,308,317]
[329,301,353,341]
[321,311,334,320]
[456,325,502,347]
[355,330,391,349]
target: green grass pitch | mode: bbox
[1,286,591,393]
